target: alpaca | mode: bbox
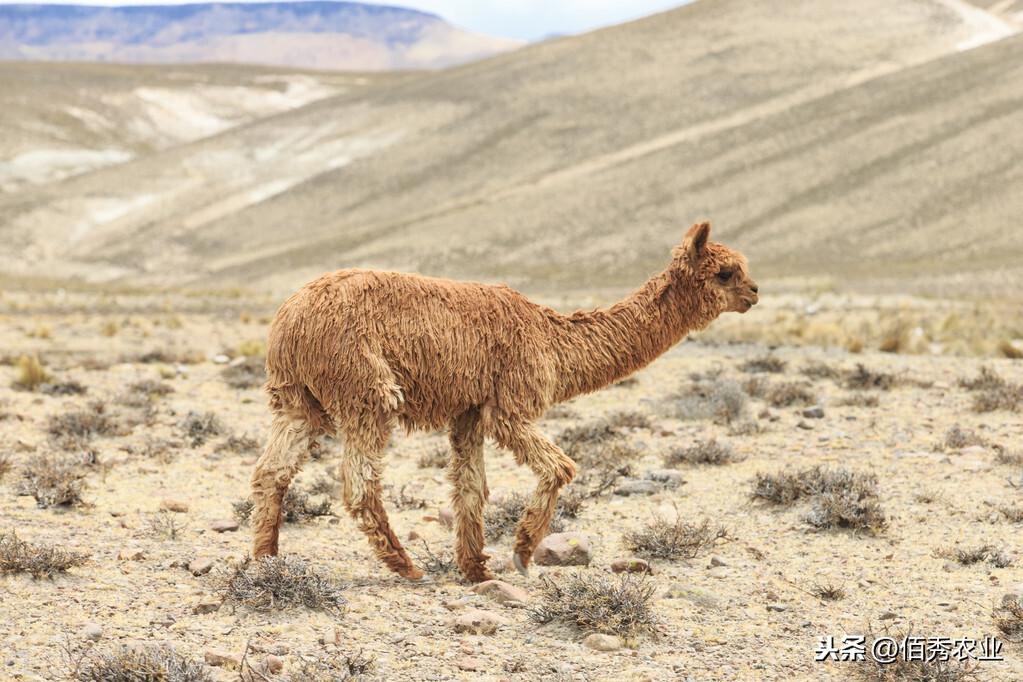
[250,222,757,582]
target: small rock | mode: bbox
[796,421,814,430]
[212,354,230,365]
[878,611,898,620]
[610,558,652,574]
[204,649,241,669]
[709,556,727,567]
[802,406,825,419]
[160,499,189,513]
[192,598,221,615]
[457,656,484,671]
[81,623,102,641]
[533,533,591,566]
[471,580,529,607]
[614,479,659,496]
[583,633,621,651]
[452,609,506,635]
[766,603,787,612]
[443,596,479,611]
[210,519,239,533]
[644,469,685,488]
[663,584,721,609]
[960,445,987,457]
[265,655,284,674]
[117,547,145,561]
[188,558,214,576]
[707,565,729,579]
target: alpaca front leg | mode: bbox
[251,415,314,558]
[449,409,493,583]
[500,424,576,574]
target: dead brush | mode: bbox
[41,380,87,396]
[216,556,347,615]
[805,490,887,533]
[739,355,787,374]
[623,517,727,560]
[664,438,741,466]
[939,544,1013,568]
[233,485,332,524]
[751,466,886,532]
[810,582,846,601]
[180,411,224,447]
[837,393,880,408]
[47,401,117,450]
[665,379,748,424]
[485,492,566,539]
[845,364,896,391]
[222,356,266,390]
[604,410,653,430]
[529,572,659,639]
[958,366,1023,412]
[68,644,212,682]
[118,379,173,408]
[0,531,89,578]
[993,594,1023,643]
[18,454,87,508]
[287,646,376,681]
[219,433,260,454]
[857,628,979,681]
[937,425,987,451]
[389,483,428,510]
[145,511,184,540]
[744,378,817,407]
[800,361,841,381]
[411,539,458,577]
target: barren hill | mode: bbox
[1,0,1020,300]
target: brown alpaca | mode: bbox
[250,222,757,582]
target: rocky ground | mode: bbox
[1,306,1022,682]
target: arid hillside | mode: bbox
[0,0,1020,302]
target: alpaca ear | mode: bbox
[681,222,711,261]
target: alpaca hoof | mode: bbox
[401,565,425,581]
[512,553,529,577]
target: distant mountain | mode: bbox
[0,2,522,70]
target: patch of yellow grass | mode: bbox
[13,354,50,390]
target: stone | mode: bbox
[644,469,685,488]
[81,623,102,641]
[614,479,659,496]
[452,609,506,635]
[796,421,814,430]
[265,655,284,674]
[457,656,484,671]
[663,584,721,609]
[160,499,189,513]
[192,598,221,615]
[709,556,727,567]
[117,547,145,561]
[583,633,622,652]
[204,649,241,669]
[443,596,479,611]
[610,558,652,575]
[878,611,898,620]
[766,603,787,612]
[802,406,825,419]
[533,533,591,566]
[471,580,529,607]
[188,558,214,576]
[212,354,230,365]
[210,519,239,533]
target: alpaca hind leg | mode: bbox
[341,444,422,580]
[251,414,315,558]
[497,423,576,574]
[448,408,493,583]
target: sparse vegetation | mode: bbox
[0,453,10,481]
[71,644,212,682]
[219,433,260,454]
[180,411,224,447]
[751,466,885,532]
[119,379,173,407]
[18,454,87,508]
[800,361,841,381]
[604,410,652,429]
[41,380,87,396]
[217,556,347,615]
[993,594,1023,643]
[47,402,117,450]
[412,539,458,577]
[958,367,1022,412]
[666,378,748,424]
[0,531,88,578]
[288,646,376,681]
[810,582,846,601]
[389,483,428,510]
[740,355,787,374]
[145,511,184,540]
[623,517,727,560]
[416,444,449,469]
[233,484,332,524]
[845,364,896,391]
[530,572,658,639]
[13,354,50,391]
[664,438,740,466]
[857,629,978,681]
[837,392,880,408]
[557,417,642,497]
[937,425,986,451]
[222,356,266,389]
[485,492,566,539]
[744,378,817,407]
[939,544,1013,568]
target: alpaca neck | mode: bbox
[552,267,716,402]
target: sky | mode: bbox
[0,0,692,41]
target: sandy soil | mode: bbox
[1,309,1021,681]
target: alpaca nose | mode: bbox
[751,284,759,294]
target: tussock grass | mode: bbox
[0,531,88,578]
[837,393,880,408]
[219,433,260,454]
[664,438,740,466]
[751,466,886,533]
[217,556,347,615]
[604,410,652,430]
[623,517,727,560]
[558,418,642,497]
[13,354,50,390]
[119,379,173,407]
[800,361,842,381]
[529,572,659,639]
[18,454,87,508]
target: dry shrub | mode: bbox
[837,393,880,408]
[810,582,846,601]
[959,367,1022,413]
[18,454,87,508]
[119,379,173,407]
[664,438,740,466]
[938,425,986,451]
[217,556,347,615]
[623,517,727,560]
[739,355,787,374]
[744,378,817,407]
[751,466,886,532]
[47,402,116,450]
[939,545,1013,568]
[146,511,184,540]
[993,594,1023,643]
[801,361,841,381]
[13,354,50,390]
[72,644,212,682]
[411,539,458,577]
[233,485,332,524]
[288,646,376,681]
[222,357,266,390]
[995,449,1023,467]
[416,444,449,469]
[219,433,260,454]
[845,364,896,391]
[857,628,978,681]
[485,492,566,539]
[180,411,224,447]
[0,531,88,578]
[557,418,642,497]
[530,572,658,639]
[605,410,652,430]
[666,379,748,424]
[41,380,87,397]
[389,483,428,510]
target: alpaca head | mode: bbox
[671,221,758,314]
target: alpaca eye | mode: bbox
[716,270,733,282]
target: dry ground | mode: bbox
[1,300,1021,681]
